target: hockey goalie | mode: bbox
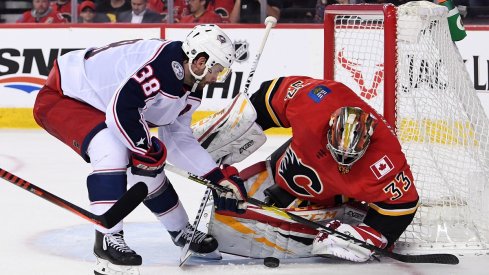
[192,76,420,262]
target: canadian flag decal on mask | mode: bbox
[370,156,394,179]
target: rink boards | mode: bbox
[0,24,487,133]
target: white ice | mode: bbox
[1,130,488,275]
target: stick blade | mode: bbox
[391,252,459,265]
[98,182,148,228]
[179,249,193,267]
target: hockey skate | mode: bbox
[93,230,142,275]
[169,222,221,260]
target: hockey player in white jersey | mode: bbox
[33,24,248,274]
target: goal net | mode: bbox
[324,1,489,252]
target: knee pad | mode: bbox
[143,178,179,215]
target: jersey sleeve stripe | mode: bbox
[188,95,202,102]
[111,87,148,155]
[368,201,419,216]
[265,77,285,127]
[159,91,180,99]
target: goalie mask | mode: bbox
[327,107,378,174]
[182,24,235,91]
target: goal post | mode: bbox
[324,3,397,128]
[324,1,489,252]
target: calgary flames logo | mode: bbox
[278,147,323,198]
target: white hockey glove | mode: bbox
[204,165,248,214]
[312,220,388,262]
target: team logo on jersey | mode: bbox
[278,147,323,198]
[172,61,184,80]
[370,156,394,179]
[308,85,331,103]
[234,41,249,63]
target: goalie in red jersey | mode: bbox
[193,76,419,262]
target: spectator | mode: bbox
[17,0,68,23]
[117,0,163,23]
[207,0,235,23]
[229,0,283,23]
[314,0,349,23]
[280,0,316,23]
[78,0,111,23]
[51,0,72,22]
[97,0,131,22]
[180,0,223,23]
[147,0,188,22]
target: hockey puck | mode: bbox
[263,257,280,268]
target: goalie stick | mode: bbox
[0,168,148,229]
[242,16,277,97]
[179,16,279,267]
[165,164,460,265]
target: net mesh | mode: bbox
[328,1,489,252]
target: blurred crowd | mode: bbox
[1,0,487,24]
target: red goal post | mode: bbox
[323,2,489,252]
[324,3,397,129]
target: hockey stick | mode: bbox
[179,17,279,266]
[165,164,460,265]
[179,187,214,267]
[242,16,277,97]
[0,168,148,229]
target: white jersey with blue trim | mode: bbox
[56,38,217,176]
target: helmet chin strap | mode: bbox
[188,58,209,93]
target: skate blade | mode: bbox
[94,257,140,275]
[191,249,222,260]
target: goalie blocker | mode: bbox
[192,93,267,165]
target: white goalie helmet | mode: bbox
[182,24,235,84]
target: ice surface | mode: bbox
[1,130,488,275]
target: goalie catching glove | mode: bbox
[204,165,248,214]
[312,220,388,262]
[130,136,167,178]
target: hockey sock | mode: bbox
[87,171,127,233]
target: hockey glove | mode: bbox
[130,136,167,178]
[204,165,248,214]
[311,220,388,262]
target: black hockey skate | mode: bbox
[93,230,142,275]
[169,222,219,254]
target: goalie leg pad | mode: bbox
[241,160,275,201]
[311,220,387,262]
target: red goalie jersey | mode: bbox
[250,76,419,215]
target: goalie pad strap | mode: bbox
[240,161,267,180]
